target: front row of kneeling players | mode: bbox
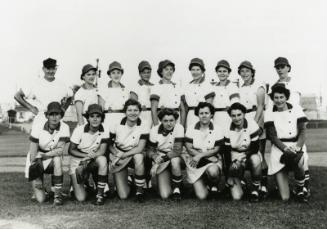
[26,84,309,205]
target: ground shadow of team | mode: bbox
[14,57,310,206]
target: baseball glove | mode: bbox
[280,151,304,169]
[75,160,90,184]
[28,158,44,181]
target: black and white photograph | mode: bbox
[0,0,326,228]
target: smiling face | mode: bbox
[239,67,253,84]
[140,68,151,82]
[43,66,57,78]
[190,65,203,81]
[47,112,61,128]
[109,69,123,83]
[230,109,245,128]
[125,105,141,122]
[83,69,96,84]
[161,65,174,81]
[275,65,290,79]
[216,67,230,82]
[161,115,176,131]
[273,92,288,110]
[88,113,102,128]
[198,107,212,125]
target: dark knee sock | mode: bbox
[97,175,107,197]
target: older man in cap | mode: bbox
[15,58,73,131]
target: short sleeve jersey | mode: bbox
[264,103,308,140]
[148,123,184,153]
[98,81,130,111]
[21,76,73,112]
[131,80,154,109]
[185,122,224,151]
[29,121,70,151]
[183,77,215,107]
[70,123,109,155]
[211,80,240,109]
[110,117,150,151]
[150,81,183,109]
[224,118,260,152]
[239,80,265,110]
[74,86,99,114]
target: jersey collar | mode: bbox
[272,102,293,112]
[120,117,142,126]
[108,80,125,88]
[43,121,61,133]
[84,123,104,133]
[241,78,254,87]
[189,76,205,84]
[230,118,248,131]
[216,79,230,87]
[194,121,214,130]
[158,79,176,86]
[158,124,174,136]
[138,79,154,86]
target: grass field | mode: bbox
[0,167,327,229]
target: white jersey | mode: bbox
[211,80,240,109]
[150,80,183,109]
[183,77,215,128]
[110,117,150,151]
[74,85,99,114]
[98,81,130,111]
[21,76,73,113]
[131,80,154,109]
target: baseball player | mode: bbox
[224,102,262,202]
[14,58,73,132]
[75,64,100,126]
[99,61,132,131]
[267,57,311,197]
[148,108,184,200]
[207,60,240,131]
[183,58,215,129]
[69,104,109,205]
[25,102,70,205]
[183,102,224,200]
[108,99,149,202]
[237,61,268,197]
[130,60,155,129]
[150,60,186,126]
[264,84,308,202]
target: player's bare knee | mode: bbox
[249,154,261,167]
[232,192,243,201]
[196,191,208,200]
[75,192,87,202]
[96,156,108,171]
[171,157,182,171]
[207,165,219,178]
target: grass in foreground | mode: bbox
[0,167,326,229]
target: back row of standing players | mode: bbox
[15,56,309,204]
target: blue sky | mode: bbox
[1,0,326,105]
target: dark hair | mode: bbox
[158,108,179,121]
[269,84,290,100]
[195,102,215,116]
[227,102,247,116]
[123,99,142,113]
[237,67,256,78]
[84,113,105,123]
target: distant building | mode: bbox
[301,94,326,120]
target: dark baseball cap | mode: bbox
[43,58,57,69]
[138,60,152,72]
[81,64,97,80]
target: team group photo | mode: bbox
[0,0,326,228]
